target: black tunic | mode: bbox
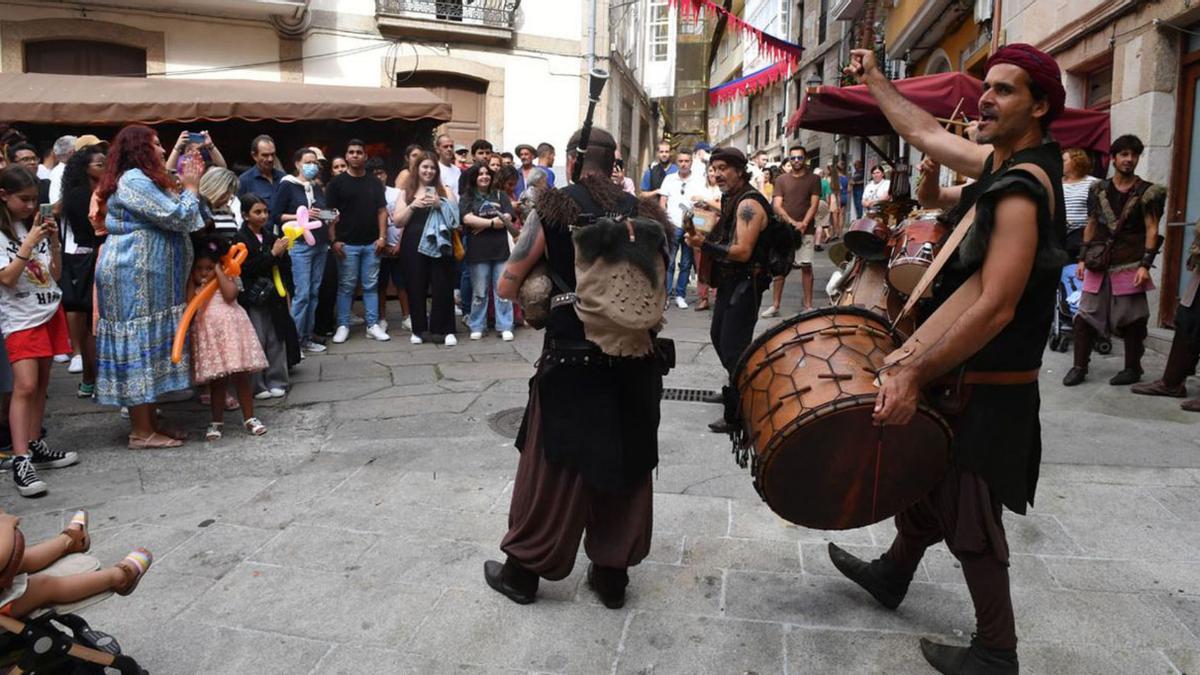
[234,225,301,369]
[931,139,1068,514]
[514,183,662,492]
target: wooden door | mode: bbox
[1164,56,1200,325]
[398,72,486,146]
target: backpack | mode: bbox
[736,191,795,277]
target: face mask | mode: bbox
[301,163,320,180]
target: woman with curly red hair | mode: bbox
[94,125,205,448]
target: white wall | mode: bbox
[0,3,283,81]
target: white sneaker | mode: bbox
[410,334,424,345]
[349,314,365,326]
[254,390,273,400]
[760,306,780,319]
[444,334,458,346]
[378,319,389,332]
[68,355,83,374]
[120,406,129,419]
[53,354,70,364]
[269,387,287,398]
[402,316,412,332]
[303,341,327,354]
[501,330,514,342]
[366,323,391,341]
[332,325,350,344]
[470,331,483,340]
[674,296,689,310]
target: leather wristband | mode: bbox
[1141,248,1158,269]
[700,240,732,261]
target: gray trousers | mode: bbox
[246,305,289,394]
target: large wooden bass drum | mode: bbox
[731,307,952,530]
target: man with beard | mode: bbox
[826,45,1067,674]
[485,127,671,610]
[640,140,677,193]
[682,147,770,434]
[1062,134,1165,387]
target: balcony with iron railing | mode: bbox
[375,0,520,44]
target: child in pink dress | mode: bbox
[189,235,269,440]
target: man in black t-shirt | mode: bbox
[825,45,1069,674]
[326,139,388,344]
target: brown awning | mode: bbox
[0,72,452,125]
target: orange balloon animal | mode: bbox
[171,242,249,364]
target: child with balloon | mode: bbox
[235,195,300,399]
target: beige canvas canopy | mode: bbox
[0,72,451,125]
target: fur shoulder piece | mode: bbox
[635,194,674,240]
[1141,183,1166,210]
[535,187,581,232]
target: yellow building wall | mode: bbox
[883,0,925,47]
[914,17,981,74]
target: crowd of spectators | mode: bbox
[0,125,570,497]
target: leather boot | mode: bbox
[919,638,1018,675]
[827,543,912,610]
[1071,316,1094,371]
[484,557,538,605]
[1061,367,1087,387]
[1183,398,1200,413]
[586,563,628,609]
[1132,332,1197,398]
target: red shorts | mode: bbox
[5,307,70,363]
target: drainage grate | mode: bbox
[487,407,526,439]
[662,387,719,403]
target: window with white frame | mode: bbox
[649,0,670,62]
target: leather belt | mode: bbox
[932,369,1041,387]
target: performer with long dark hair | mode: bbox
[828,45,1068,674]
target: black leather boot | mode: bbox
[827,543,912,610]
[1132,332,1197,397]
[1061,367,1087,387]
[484,557,538,605]
[919,638,1018,675]
[586,563,628,609]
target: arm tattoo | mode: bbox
[509,210,541,262]
[738,203,756,225]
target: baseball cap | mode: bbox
[454,143,468,154]
[74,134,108,151]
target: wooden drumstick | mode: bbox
[915,98,965,192]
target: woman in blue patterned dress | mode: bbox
[94,125,205,448]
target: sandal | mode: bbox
[62,509,90,554]
[205,422,223,442]
[157,427,190,441]
[243,417,267,436]
[127,432,183,450]
[114,548,153,596]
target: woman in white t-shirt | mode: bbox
[861,164,891,211]
[0,166,79,498]
[1061,147,1100,260]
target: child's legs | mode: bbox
[29,358,50,440]
[7,568,125,617]
[8,358,43,456]
[208,378,228,424]
[232,373,254,421]
[19,533,71,574]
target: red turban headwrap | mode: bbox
[984,43,1066,124]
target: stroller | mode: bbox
[0,553,147,674]
[1048,263,1112,355]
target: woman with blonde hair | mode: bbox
[198,166,241,240]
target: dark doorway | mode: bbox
[25,40,147,77]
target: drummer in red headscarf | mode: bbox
[827,45,1068,673]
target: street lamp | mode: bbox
[807,73,823,89]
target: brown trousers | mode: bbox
[500,394,653,581]
[885,469,1018,651]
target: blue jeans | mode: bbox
[335,243,381,328]
[289,241,329,343]
[666,227,694,299]
[468,260,513,332]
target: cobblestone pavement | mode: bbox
[7,256,1200,674]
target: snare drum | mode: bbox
[731,307,952,530]
[844,216,892,261]
[887,211,947,298]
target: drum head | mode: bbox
[887,260,932,298]
[757,398,950,530]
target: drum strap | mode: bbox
[884,162,1055,372]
